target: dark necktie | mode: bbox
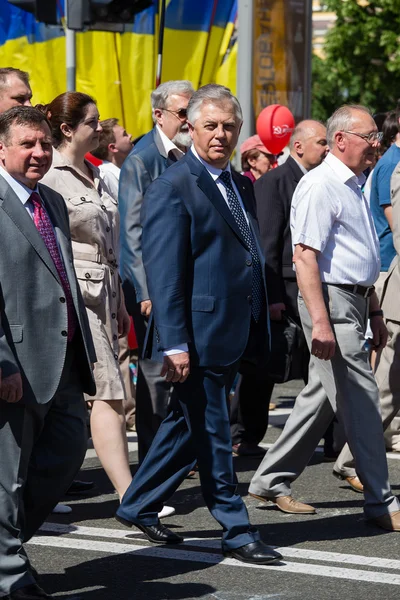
[31,192,77,341]
[219,171,264,321]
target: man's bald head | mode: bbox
[289,119,328,171]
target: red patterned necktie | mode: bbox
[30,192,77,342]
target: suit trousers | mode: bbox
[334,318,400,475]
[126,289,172,463]
[117,363,260,550]
[249,285,399,519]
[0,341,88,595]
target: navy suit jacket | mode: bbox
[141,150,269,368]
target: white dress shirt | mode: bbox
[164,147,248,356]
[99,161,120,202]
[291,152,381,286]
[0,165,40,217]
[156,125,185,161]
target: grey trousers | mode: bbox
[334,318,400,476]
[0,343,88,596]
[249,285,399,519]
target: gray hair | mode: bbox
[151,80,194,122]
[326,104,372,148]
[187,84,243,125]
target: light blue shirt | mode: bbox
[0,165,40,218]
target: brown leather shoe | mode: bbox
[249,493,316,514]
[333,471,364,493]
[368,510,400,532]
[345,476,364,493]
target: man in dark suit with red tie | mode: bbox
[116,84,282,565]
[0,106,96,599]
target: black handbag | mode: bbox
[266,314,307,383]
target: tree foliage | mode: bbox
[311,0,400,121]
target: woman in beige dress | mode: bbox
[40,92,132,500]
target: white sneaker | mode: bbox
[158,505,175,519]
[52,503,72,514]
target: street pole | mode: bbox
[156,0,166,87]
[65,0,76,91]
[304,0,313,118]
[235,0,254,170]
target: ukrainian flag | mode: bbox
[0,0,238,136]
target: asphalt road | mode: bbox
[27,380,400,600]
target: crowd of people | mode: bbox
[1,66,400,599]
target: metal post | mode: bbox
[235,0,254,170]
[304,0,313,118]
[65,1,76,91]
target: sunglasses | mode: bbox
[162,108,188,120]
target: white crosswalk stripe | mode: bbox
[27,522,400,586]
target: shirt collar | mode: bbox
[0,165,39,205]
[101,160,121,178]
[324,152,366,187]
[190,146,232,182]
[156,125,184,159]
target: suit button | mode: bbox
[80,196,86,201]
[85,272,91,279]
[101,205,107,211]
[61,330,68,336]
[247,295,252,304]
[109,248,113,254]
[114,353,119,360]
[60,297,66,303]
[246,259,252,266]
[106,226,110,232]
[112,291,116,298]
[112,313,116,319]
[113,334,118,341]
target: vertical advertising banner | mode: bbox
[253,0,312,122]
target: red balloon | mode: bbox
[256,104,295,155]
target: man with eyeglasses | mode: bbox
[249,105,400,532]
[119,80,194,519]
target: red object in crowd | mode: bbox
[256,104,295,155]
[128,317,138,350]
[85,152,102,167]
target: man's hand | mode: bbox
[269,302,286,321]
[311,322,336,361]
[161,352,190,384]
[369,315,388,352]
[140,300,152,318]
[0,371,23,403]
[117,305,131,338]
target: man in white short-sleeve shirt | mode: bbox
[250,105,400,532]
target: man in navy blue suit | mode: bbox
[116,85,282,565]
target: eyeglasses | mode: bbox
[342,130,383,144]
[162,108,188,120]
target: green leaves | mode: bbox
[311,0,400,121]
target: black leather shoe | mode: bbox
[115,515,183,544]
[66,480,95,495]
[6,583,53,599]
[223,540,282,564]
